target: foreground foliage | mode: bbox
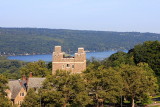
[41,70,92,107]
[21,89,40,107]
[85,65,123,106]
[120,64,158,107]
[21,64,157,107]
[20,60,51,77]
[133,41,160,78]
[0,74,11,107]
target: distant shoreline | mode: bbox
[1,28,159,57]
[7,50,127,62]
[4,49,128,57]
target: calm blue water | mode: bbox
[8,51,127,62]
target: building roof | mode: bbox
[8,80,26,99]
[8,77,45,99]
[27,77,45,89]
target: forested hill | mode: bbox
[0,27,160,55]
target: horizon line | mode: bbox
[0,26,159,34]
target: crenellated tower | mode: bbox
[52,46,86,74]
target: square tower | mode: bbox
[52,46,86,74]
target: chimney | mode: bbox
[18,79,22,86]
[22,75,26,81]
[29,72,33,78]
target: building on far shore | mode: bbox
[52,46,86,74]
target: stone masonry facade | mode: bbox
[52,46,86,74]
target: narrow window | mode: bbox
[72,65,74,68]
[18,101,22,105]
[20,101,22,105]
[20,92,24,96]
[62,65,64,69]
[67,64,70,67]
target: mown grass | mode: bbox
[152,95,160,99]
[148,105,160,107]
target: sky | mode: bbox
[0,0,160,33]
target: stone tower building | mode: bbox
[52,46,86,74]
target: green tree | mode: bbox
[20,60,51,77]
[40,90,64,107]
[0,59,26,79]
[47,62,52,70]
[0,74,11,107]
[0,95,11,107]
[133,41,160,91]
[133,41,160,76]
[21,88,40,107]
[120,64,158,107]
[0,56,7,60]
[85,64,123,106]
[41,70,91,107]
[102,51,135,68]
[0,74,9,95]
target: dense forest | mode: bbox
[0,56,27,79]
[0,27,160,55]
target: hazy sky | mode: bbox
[0,0,160,33]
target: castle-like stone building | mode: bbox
[52,46,86,74]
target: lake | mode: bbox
[8,51,127,62]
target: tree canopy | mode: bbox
[21,88,40,107]
[20,60,51,77]
[119,64,158,107]
[85,64,123,106]
[102,51,135,67]
[0,74,11,107]
[0,56,26,79]
[133,41,160,76]
[41,70,92,107]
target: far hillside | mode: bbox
[0,27,160,55]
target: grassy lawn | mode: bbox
[152,95,160,99]
[148,106,160,107]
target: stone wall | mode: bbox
[14,88,26,106]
